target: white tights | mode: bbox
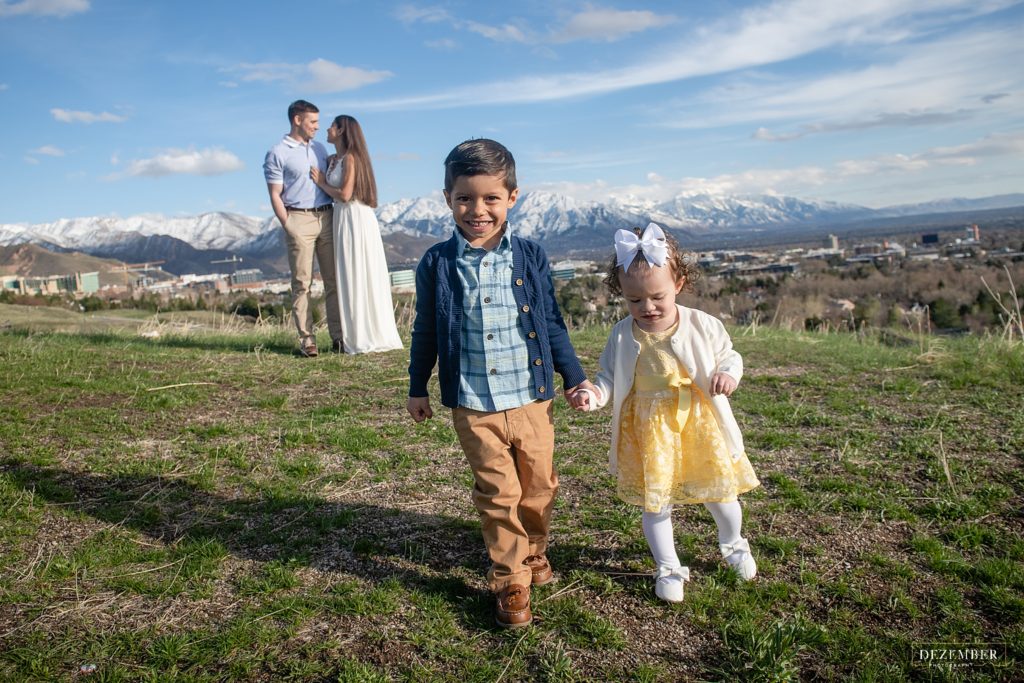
[641,501,744,568]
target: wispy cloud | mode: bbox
[669,25,1024,134]
[0,0,89,18]
[397,4,669,45]
[396,5,527,43]
[549,6,674,43]
[227,58,392,93]
[537,131,1024,203]
[114,147,245,178]
[753,110,976,141]
[0,83,8,91]
[425,38,457,51]
[367,0,1018,110]
[51,107,127,124]
[31,145,65,156]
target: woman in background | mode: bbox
[312,115,403,354]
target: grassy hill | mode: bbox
[0,307,1021,681]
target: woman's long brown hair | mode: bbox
[332,115,378,208]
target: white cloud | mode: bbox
[425,38,457,50]
[0,0,89,18]
[118,148,245,178]
[0,83,8,91]
[463,20,526,43]
[360,0,1019,109]
[398,4,667,45]
[32,145,64,156]
[550,7,673,43]
[395,4,526,43]
[51,107,127,124]
[23,155,39,165]
[671,26,1024,135]
[537,131,1024,203]
[229,58,391,93]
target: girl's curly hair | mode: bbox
[603,227,702,296]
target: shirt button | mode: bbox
[533,358,542,366]
[490,368,497,375]
[515,278,523,286]
[487,333,494,340]
[484,297,491,303]
[522,305,530,312]
[482,262,489,267]
[528,331,536,339]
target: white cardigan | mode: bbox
[587,305,746,473]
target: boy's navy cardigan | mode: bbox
[408,231,588,409]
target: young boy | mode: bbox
[407,139,596,628]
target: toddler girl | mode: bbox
[573,223,760,602]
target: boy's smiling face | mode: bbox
[444,173,519,250]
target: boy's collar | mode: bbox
[454,222,514,257]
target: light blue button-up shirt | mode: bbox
[455,226,534,411]
[263,135,332,209]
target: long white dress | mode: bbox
[327,155,403,354]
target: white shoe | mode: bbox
[653,565,690,603]
[720,538,757,581]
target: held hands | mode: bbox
[709,372,738,397]
[309,166,322,185]
[565,379,598,411]
[406,396,433,423]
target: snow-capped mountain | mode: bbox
[0,212,270,253]
[2,191,1020,274]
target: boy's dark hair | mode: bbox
[603,227,702,296]
[288,99,319,122]
[444,139,517,193]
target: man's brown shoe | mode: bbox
[495,583,532,628]
[524,554,555,586]
[299,337,318,357]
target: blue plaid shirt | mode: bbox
[454,226,534,411]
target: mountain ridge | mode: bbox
[2,192,1021,275]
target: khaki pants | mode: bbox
[281,208,341,341]
[452,400,558,591]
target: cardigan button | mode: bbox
[538,386,546,393]
[528,331,536,339]
[515,278,523,286]
[522,305,530,312]
[533,358,542,366]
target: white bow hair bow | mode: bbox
[614,222,668,268]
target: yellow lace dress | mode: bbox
[617,321,760,512]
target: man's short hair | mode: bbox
[288,100,319,122]
[443,139,517,193]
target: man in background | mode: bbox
[263,99,341,357]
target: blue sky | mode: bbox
[1,0,1022,224]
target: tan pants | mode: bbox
[452,400,558,591]
[281,208,341,341]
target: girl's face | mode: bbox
[619,263,682,333]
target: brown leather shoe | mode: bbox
[495,583,532,628]
[524,554,555,586]
[299,337,318,357]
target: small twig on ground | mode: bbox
[541,579,585,603]
[146,382,217,392]
[494,628,530,683]
[936,431,958,497]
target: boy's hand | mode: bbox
[569,390,591,410]
[565,379,598,411]
[709,372,737,397]
[407,396,433,422]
